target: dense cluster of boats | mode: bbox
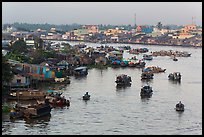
[6,45,189,120]
[151,50,191,57]
[10,99,51,119]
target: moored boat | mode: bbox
[10,99,52,119]
[73,66,88,77]
[143,66,166,73]
[141,72,154,80]
[51,77,70,84]
[46,90,70,107]
[8,89,46,100]
[143,54,153,60]
[135,60,146,68]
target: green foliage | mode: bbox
[29,49,44,64]
[2,103,12,113]
[11,39,28,54]
[34,37,44,50]
[12,22,83,32]
[43,51,57,58]
[29,50,57,64]
[61,43,75,54]
[2,54,14,84]
[157,22,163,30]
[5,52,30,63]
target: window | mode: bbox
[17,79,21,83]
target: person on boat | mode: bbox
[85,92,89,96]
[176,101,183,108]
[178,73,181,78]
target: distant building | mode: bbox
[82,25,99,34]
[104,28,123,36]
[74,29,89,36]
[136,26,153,34]
[184,24,197,31]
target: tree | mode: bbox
[157,22,163,30]
[2,54,14,85]
[29,49,45,64]
[34,36,44,50]
[11,39,28,54]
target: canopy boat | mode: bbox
[120,60,129,67]
[73,66,88,77]
[46,90,70,107]
[140,85,153,98]
[135,60,146,68]
[143,66,166,73]
[141,72,154,80]
[115,74,132,86]
[143,54,153,60]
[168,72,181,81]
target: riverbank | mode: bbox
[44,39,202,48]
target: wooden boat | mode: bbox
[8,89,46,100]
[143,66,166,73]
[120,60,129,67]
[83,92,90,100]
[51,77,70,84]
[10,99,52,119]
[168,72,181,81]
[173,58,178,61]
[46,90,70,107]
[140,85,153,98]
[135,60,146,68]
[73,66,88,77]
[115,74,132,86]
[143,54,153,60]
[175,101,184,111]
[141,72,154,80]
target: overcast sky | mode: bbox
[2,2,202,26]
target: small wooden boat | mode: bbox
[175,101,184,111]
[173,58,178,61]
[83,92,90,100]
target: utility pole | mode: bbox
[134,13,137,27]
[192,16,194,24]
[192,16,196,25]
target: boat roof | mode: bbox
[74,66,87,70]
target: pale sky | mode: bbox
[2,2,202,26]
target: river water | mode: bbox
[2,42,202,135]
